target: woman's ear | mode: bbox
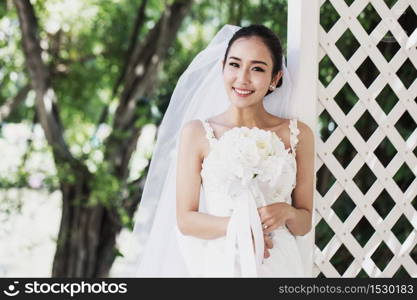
[272,70,283,86]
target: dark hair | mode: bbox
[222,24,284,96]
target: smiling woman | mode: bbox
[128,24,315,277]
[221,37,281,110]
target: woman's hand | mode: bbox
[251,230,274,259]
[263,233,273,259]
[258,202,295,235]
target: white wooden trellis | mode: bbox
[288,0,417,277]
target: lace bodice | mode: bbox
[200,118,300,217]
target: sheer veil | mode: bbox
[123,24,311,276]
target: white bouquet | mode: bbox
[215,127,292,207]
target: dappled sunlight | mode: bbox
[0,188,61,276]
[128,124,157,183]
[0,123,55,187]
[44,0,99,34]
[134,64,145,77]
[43,88,54,113]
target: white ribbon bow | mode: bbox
[224,176,266,277]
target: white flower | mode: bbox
[254,129,274,158]
[257,155,287,183]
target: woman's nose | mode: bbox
[236,68,250,83]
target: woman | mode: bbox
[128,24,315,277]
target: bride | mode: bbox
[127,24,315,277]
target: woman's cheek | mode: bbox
[223,72,236,86]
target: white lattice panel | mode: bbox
[315,0,417,277]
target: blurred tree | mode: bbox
[13,0,193,277]
[1,0,289,278]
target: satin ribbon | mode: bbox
[224,176,266,277]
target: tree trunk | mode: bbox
[52,178,98,277]
[51,166,148,277]
[52,180,119,277]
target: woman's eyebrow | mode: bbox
[228,56,268,66]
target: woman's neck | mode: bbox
[225,104,271,128]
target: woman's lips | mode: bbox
[233,87,254,97]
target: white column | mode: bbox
[287,0,320,277]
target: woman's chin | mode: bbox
[229,99,259,109]
[226,91,262,108]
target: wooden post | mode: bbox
[287,0,320,277]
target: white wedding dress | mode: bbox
[175,118,305,277]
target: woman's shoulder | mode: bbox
[181,119,205,136]
[293,119,314,140]
[179,119,208,159]
[273,117,313,137]
[291,119,315,157]
[179,119,208,145]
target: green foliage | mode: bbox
[56,162,77,184]
[134,97,159,128]
[0,1,7,18]
[113,246,124,258]
[2,0,291,132]
[88,161,121,207]
[117,205,134,230]
[0,5,30,123]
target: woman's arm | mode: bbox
[176,120,230,240]
[285,120,315,236]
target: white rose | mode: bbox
[257,155,286,183]
[220,128,260,173]
[270,133,287,155]
[253,129,274,159]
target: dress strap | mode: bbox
[200,119,216,144]
[289,118,300,158]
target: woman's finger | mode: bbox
[263,221,276,234]
[264,235,273,249]
[263,224,276,234]
[264,248,270,259]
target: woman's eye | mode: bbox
[229,63,264,72]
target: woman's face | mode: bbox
[222,36,281,108]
